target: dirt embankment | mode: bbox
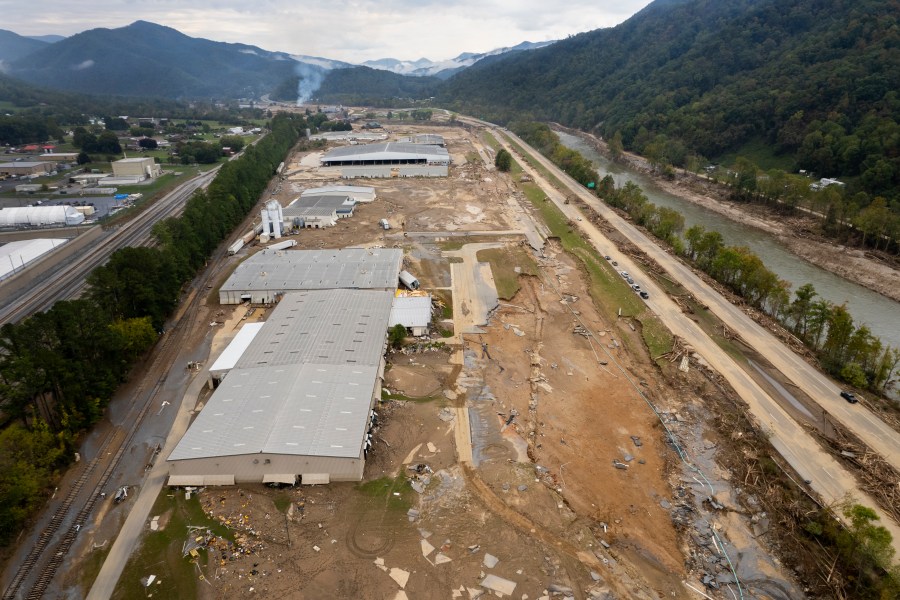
[559,127,900,303]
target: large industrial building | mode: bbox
[0,162,54,177]
[218,247,403,304]
[321,142,450,178]
[283,194,356,229]
[0,206,86,227]
[167,289,394,485]
[111,157,161,180]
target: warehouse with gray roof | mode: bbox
[321,142,450,178]
[167,289,394,485]
[218,247,403,304]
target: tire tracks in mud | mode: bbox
[460,464,660,600]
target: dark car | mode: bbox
[639,291,650,299]
[604,255,611,260]
[840,391,859,404]
[611,261,618,267]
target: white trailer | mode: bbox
[379,218,391,230]
[267,239,297,251]
[227,239,244,255]
[399,270,420,290]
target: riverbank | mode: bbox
[557,126,900,304]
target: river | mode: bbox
[557,131,900,353]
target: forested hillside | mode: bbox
[314,66,443,106]
[440,0,900,201]
[7,21,297,99]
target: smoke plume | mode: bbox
[295,62,324,106]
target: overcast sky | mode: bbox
[3,0,653,63]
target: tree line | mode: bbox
[513,121,899,396]
[0,112,306,547]
[511,121,900,596]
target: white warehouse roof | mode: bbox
[208,322,265,378]
[169,289,393,462]
[0,238,67,279]
[389,295,433,329]
[0,206,85,227]
[321,142,450,166]
[220,247,402,295]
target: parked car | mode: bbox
[639,291,650,299]
[840,391,859,404]
[604,255,611,260]
[620,271,629,278]
[611,261,618,267]
[631,284,641,292]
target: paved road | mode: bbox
[492,130,900,551]
[500,130,900,471]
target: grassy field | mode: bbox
[716,137,795,172]
[111,489,235,600]
[510,156,674,360]
[476,246,538,300]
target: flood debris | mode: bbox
[480,574,517,596]
[630,435,643,447]
[483,553,499,568]
[438,407,456,422]
[612,460,629,470]
[389,567,410,588]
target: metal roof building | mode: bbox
[283,194,356,228]
[321,142,449,178]
[389,295,433,337]
[218,247,403,305]
[301,185,376,203]
[167,289,394,485]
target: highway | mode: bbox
[0,168,219,325]
[485,125,900,552]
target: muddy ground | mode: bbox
[104,123,802,600]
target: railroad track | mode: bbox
[0,169,218,325]
[5,256,220,599]
[1,171,226,599]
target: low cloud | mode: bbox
[72,59,95,70]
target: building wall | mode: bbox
[337,165,448,179]
[167,452,365,483]
[112,158,159,178]
[0,163,53,176]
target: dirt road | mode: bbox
[494,129,900,552]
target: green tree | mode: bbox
[388,324,407,349]
[494,148,512,172]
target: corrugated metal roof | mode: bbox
[168,361,379,460]
[220,248,402,294]
[169,289,392,462]
[237,290,392,368]
[389,295,432,329]
[322,142,449,164]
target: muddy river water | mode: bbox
[557,131,900,353]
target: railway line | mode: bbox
[0,168,221,599]
[0,168,218,325]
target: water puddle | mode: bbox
[747,359,815,421]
